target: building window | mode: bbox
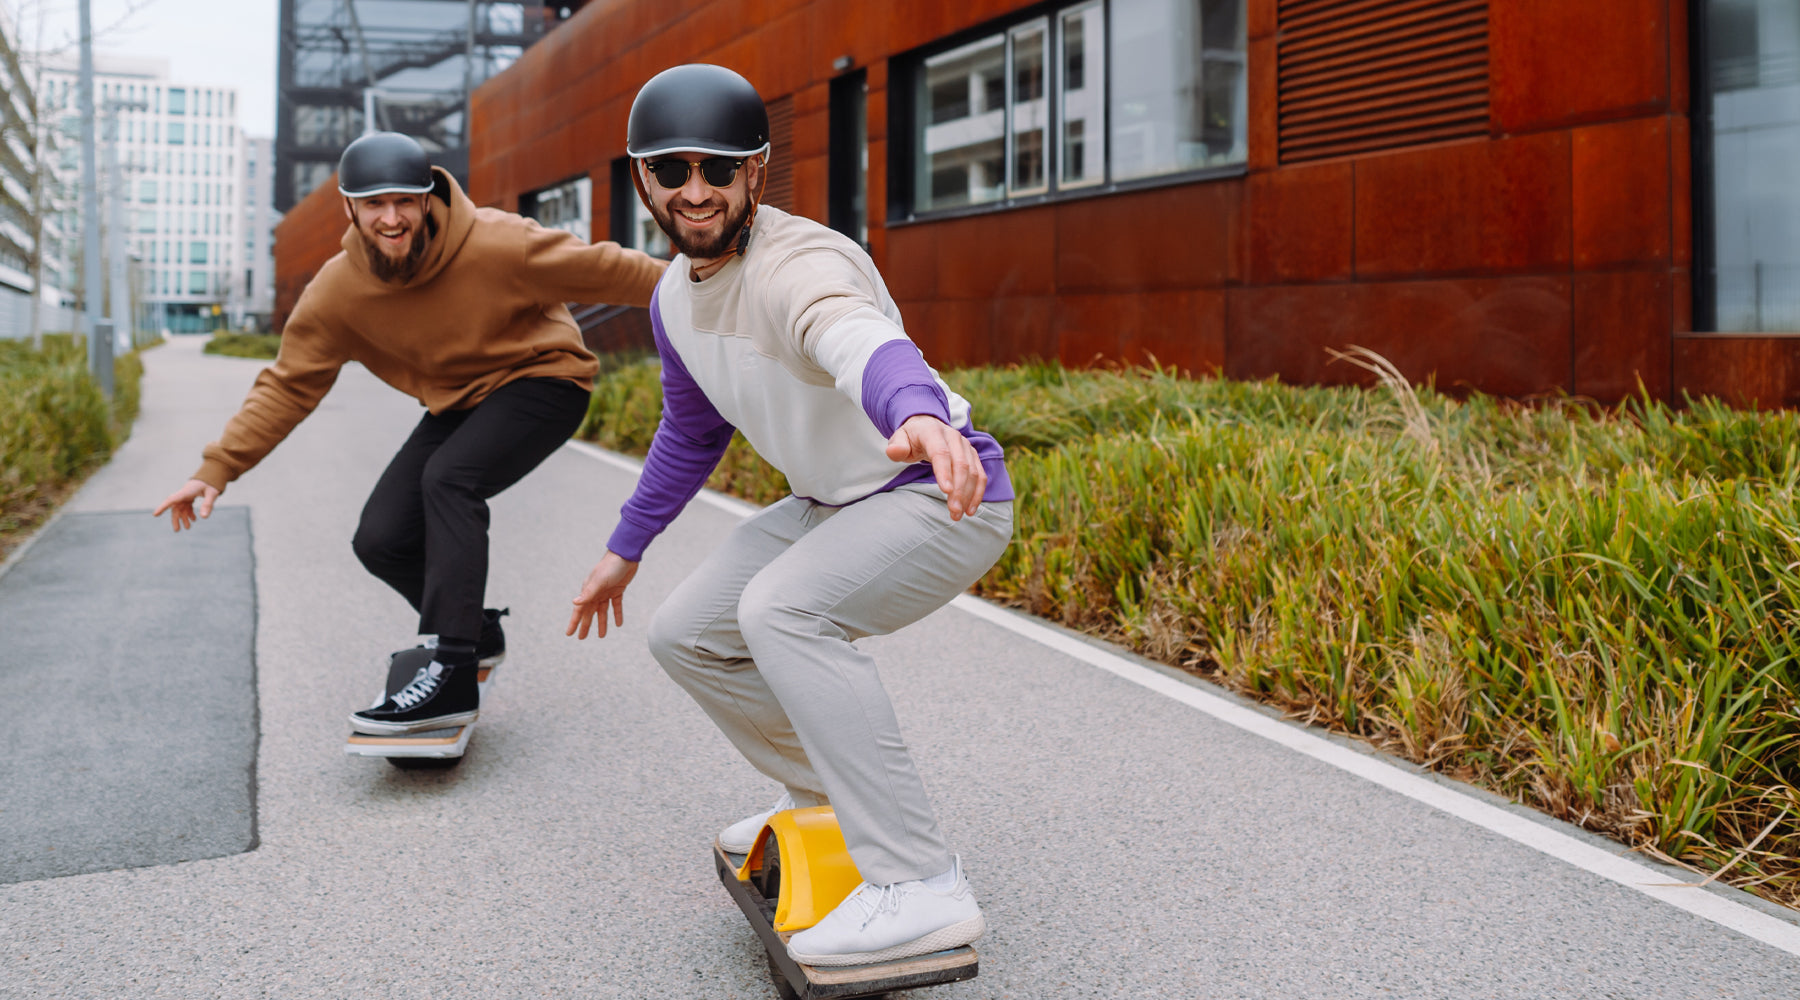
[916,33,1007,211]
[1060,2,1104,188]
[190,241,207,264]
[139,179,156,202]
[609,157,671,258]
[189,271,206,295]
[168,88,185,115]
[168,121,185,145]
[829,69,870,246]
[519,174,592,243]
[1009,18,1050,196]
[897,0,1245,219]
[1696,0,1800,331]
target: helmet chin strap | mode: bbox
[733,153,768,257]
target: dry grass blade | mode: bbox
[1647,807,1791,888]
[1326,345,1437,454]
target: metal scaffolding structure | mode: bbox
[275,0,583,210]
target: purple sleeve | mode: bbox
[606,289,736,561]
[860,338,1015,504]
[861,339,951,436]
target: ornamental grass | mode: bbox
[0,335,143,559]
[201,331,284,359]
[581,350,1800,910]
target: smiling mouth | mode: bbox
[674,206,720,225]
[372,227,410,250]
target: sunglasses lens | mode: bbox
[699,157,741,186]
[646,158,743,189]
[647,161,690,189]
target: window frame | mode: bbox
[889,0,1246,226]
[519,172,594,244]
[608,157,671,259]
[828,68,871,247]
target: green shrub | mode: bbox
[0,335,143,553]
[984,360,1800,908]
[203,331,283,359]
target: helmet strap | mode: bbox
[733,154,768,257]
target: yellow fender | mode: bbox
[737,805,863,933]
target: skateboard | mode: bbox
[344,645,496,770]
[714,806,979,1000]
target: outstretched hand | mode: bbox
[885,414,985,520]
[152,479,221,532]
[568,551,639,639]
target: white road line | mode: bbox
[950,597,1800,958]
[563,438,1800,958]
[564,441,760,518]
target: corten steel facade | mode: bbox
[272,0,1794,406]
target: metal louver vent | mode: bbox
[1277,0,1491,164]
[763,96,796,211]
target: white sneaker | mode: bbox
[717,792,794,853]
[786,856,984,968]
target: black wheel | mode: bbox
[387,754,463,770]
[765,954,801,1000]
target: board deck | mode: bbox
[345,649,495,760]
[713,844,978,999]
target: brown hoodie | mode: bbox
[193,168,665,490]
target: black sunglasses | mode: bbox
[644,156,747,190]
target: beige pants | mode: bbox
[647,483,1014,884]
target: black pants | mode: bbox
[353,377,590,641]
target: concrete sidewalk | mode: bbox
[1,335,1795,999]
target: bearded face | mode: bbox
[642,156,758,261]
[348,193,432,284]
[647,187,753,260]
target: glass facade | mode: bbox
[908,0,1246,217]
[275,0,585,210]
[1701,0,1800,331]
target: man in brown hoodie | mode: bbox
[154,131,665,735]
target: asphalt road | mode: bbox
[1,335,1796,999]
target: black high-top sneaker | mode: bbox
[349,656,479,735]
[477,607,509,667]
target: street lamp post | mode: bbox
[102,100,147,354]
[77,0,108,396]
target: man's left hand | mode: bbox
[885,414,985,521]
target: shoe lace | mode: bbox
[844,882,905,931]
[389,664,442,710]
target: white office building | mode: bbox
[42,53,245,334]
[236,136,278,331]
[0,6,56,339]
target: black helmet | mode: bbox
[337,131,434,198]
[627,64,770,159]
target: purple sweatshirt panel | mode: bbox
[858,339,1014,503]
[607,289,736,561]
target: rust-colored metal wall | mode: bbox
[272,174,346,333]
[1236,0,1692,401]
[279,0,1723,405]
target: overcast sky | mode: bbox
[18,0,279,135]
